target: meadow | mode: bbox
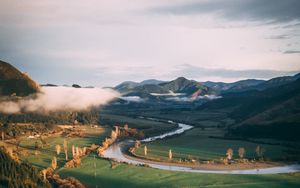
[134,127,289,162]
[18,126,110,170]
[16,113,300,188]
[58,156,300,188]
[17,114,175,171]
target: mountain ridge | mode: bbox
[0,60,40,96]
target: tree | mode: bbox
[64,139,68,161]
[40,136,47,148]
[83,147,87,155]
[144,145,147,156]
[226,148,233,160]
[168,149,172,160]
[34,141,39,149]
[238,147,246,159]
[6,147,13,158]
[55,144,61,155]
[42,169,47,181]
[51,156,57,170]
[76,147,79,157]
[135,141,141,149]
[72,145,75,158]
[255,145,265,159]
[111,130,117,140]
[15,139,21,151]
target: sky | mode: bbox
[0,0,300,87]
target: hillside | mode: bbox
[115,77,210,98]
[0,147,50,187]
[202,79,264,93]
[253,73,300,91]
[199,78,300,140]
[0,60,40,96]
[159,77,209,94]
[201,73,300,94]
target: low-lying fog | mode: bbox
[0,86,120,114]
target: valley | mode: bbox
[1,60,300,187]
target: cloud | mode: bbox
[284,50,300,54]
[150,0,300,23]
[150,91,185,96]
[119,96,144,103]
[267,34,290,40]
[171,64,299,81]
[166,95,222,102]
[0,1,300,87]
[0,86,119,114]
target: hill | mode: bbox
[253,73,300,91]
[202,79,264,93]
[199,77,300,140]
[114,79,165,94]
[0,147,50,187]
[140,79,166,85]
[115,77,210,98]
[201,73,300,94]
[0,60,40,96]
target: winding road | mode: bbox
[103,118,300,174]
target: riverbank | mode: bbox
[102,118,300,174]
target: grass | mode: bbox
[103,107,235,128]
[135,128,288,161]
[58,156,300,188]
[17,114,176,171]
[18,126,110,170]
[15,114,300,188]
[100,113,177,136]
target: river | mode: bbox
[103,118,300,174]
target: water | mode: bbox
[141,123,193,142]
[103,119,300,174]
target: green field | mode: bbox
[103,107,235,128]
[18,126,110,170]
[135,128,289,161]
[16,114,300,188]
[17,114,176,171]
[58,156,300,188]
[100,113,177,136]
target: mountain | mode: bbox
[72,84,81,88]
[201,81,229,91]
[202,79,265,94]
[224,79,265,92]
[159,77,207,94]
[253,73,300,91]
[0,60,40,96]
[201,73,300,94]
[0,148,50,187]
[115,77,210,98]
[199,77,300,140]
[140,79,166,85]
[40,84,58,87]
[114,79,165,93]
[114,81,139,93]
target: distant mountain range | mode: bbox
[114,79,166,93]
[0,60,40,96]
[114,77,212,103]
[1,59,299,101]
[202,79,265,93]
[199,76,300,140]
[114,72,300,100]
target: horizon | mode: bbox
[11,66,300,88]
[1,0,300,87]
